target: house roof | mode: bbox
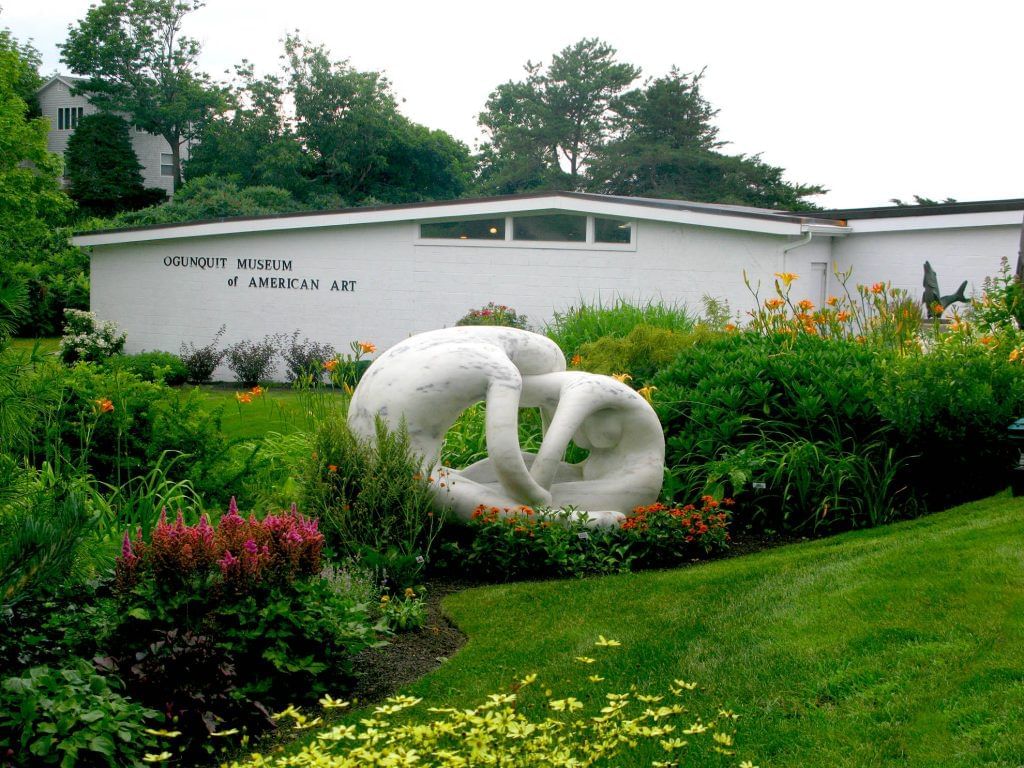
[37,74,89,95]
[71,191,850,247]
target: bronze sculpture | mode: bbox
[922,261,968,317]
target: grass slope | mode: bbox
[370,494,1024,767]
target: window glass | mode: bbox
[420,218,505,240]
[512,214,586,242]
[160,152,173,176]
[595,218,632,244]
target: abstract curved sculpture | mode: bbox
[347,327,665,527]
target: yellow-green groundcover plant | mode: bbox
[224,638,756,768]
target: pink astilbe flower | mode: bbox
[113,500,326,595]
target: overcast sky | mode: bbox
[4,0,1022,209]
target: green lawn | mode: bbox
[7,337,59,356]
[279,492,1023,768]
[190,385,349,440]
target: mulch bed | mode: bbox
[348,580,469,705]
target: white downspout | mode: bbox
[781,231,813,271]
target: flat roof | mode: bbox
[73,191,850,247]
[813,198,1024,220]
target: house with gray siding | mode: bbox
[38,74,186,197]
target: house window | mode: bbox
[420,218,505,240]
[57,106,84,130]
[512,214,586,242]
[595,218,633,244]
[160,152,174,176]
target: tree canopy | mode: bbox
[188,37,473,207]
[59,0,226,190]
[476,39,825,209]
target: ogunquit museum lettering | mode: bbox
[161,256,356,292]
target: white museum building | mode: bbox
[73,192,1024,377]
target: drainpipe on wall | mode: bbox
[781,231,813,272]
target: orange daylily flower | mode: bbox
[797,299,815,312]
[95,397,114,414]
[250,386,263,396]
[235,392,252,404]
[324,359,339,372]
[764,298,784,310]
[570,354,582,367]
[870,282,886,295]
[358,342,376,354]
[826,295,839,307]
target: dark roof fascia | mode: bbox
[814,198,1024,220]
[74,191,842,238]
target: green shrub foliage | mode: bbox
[302,415,440,587]
[112,350,189,385]
[0,658,159,767]
[653,330,1024,530]
[575,323,717,384]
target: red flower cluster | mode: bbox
[470,505,536,524]
[115,498,324,591]
[621,497,733,543]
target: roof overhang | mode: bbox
[72,192,849,248]
[843,209,1024,233]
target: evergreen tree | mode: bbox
[65,112,165,215]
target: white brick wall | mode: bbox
[88,212,1020,381]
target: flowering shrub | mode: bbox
[622,498,732,566]
[302,415,440,587]
[179,324,227,383]
[226,669,750,768]
[456,301,530,329]
[58,308,126,364]
[457,506,633,580]
[455,501,731,581]
[975,256,1024,332]
[106,500,378,755]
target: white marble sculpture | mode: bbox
[347,326,665,526]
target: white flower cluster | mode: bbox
[59,309,127,364]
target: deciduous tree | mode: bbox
[60,0,226,190]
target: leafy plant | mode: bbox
[0,659,160,767]
[112,350,188,385]
[546,296,695,358]
[225,335,280,386]
[378,586,427,632]
[574,323,716,385]
[302,416,442,586]
[179,324,227,383]
[281,331,337,383]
